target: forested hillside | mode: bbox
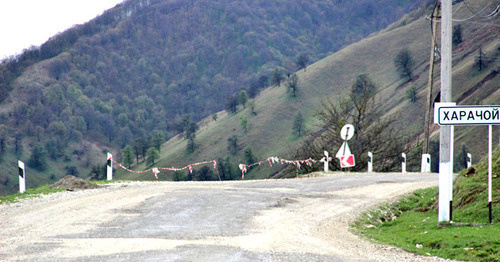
[0,0,430,194]
[118,0,498,181]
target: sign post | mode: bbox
[435,104,499,223]
[107,153,113,181]
[488,125,492,223]
[337,124,356,169]
[18,161,26,193]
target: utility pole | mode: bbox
[438,0,453,223]
[423,3,440,155]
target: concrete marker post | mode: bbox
[323,151,329,172]
[367,152,373,172]
[107,152,113,181]
[421,154,431,172]
[467,153,472,169]
[18,160,26,193]
[402,153,407,173]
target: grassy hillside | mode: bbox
[116,0,499,180]
[353,145,499,261]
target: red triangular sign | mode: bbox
[340,155,355,168]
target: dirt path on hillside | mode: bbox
[0,173,448,261]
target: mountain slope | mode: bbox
[0,0,430,194]
[118,0,499,180]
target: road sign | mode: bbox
[340,124,354,140]
[434,103,499,223]
[436,105,500,126]
[340,155,355,168]
[336,141,351,158]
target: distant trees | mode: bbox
[239,90,249,108]
[226,95,239,114]
[271,68,285,87]
[216,156,237,180]
[178,116,199,153]
[244,147,257,165]
[394,48,415,81]
[406,86,418,103]
[286,74,299,97]
[227,135,239,154]
[133,137,149,162]
[296,54,309,71]
[0,0,433,185]
[150,130,165,152]
[240,116,248,133]
[122,145,134,168]
[452,25,463,47]
[473,47,489,71]
[248,99,257,115]
[293,112,305,137]
[146,147,160,166]
[14,133,23,156]
[88,164,107,181]
[28,144,48,171]
[192,166,217,181]
[248,75,268,98]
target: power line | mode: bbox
[425,3,500,23]
[453,3,497,22]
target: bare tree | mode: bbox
[294,74,406,172]
[394,48,415,81]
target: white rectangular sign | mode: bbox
[437,105,500,126]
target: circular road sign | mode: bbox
[340,124,354,141]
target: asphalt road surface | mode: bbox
[1,172,445,261]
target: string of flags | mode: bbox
[238,156,317,179]
[109,124,359,180]
[111,155,324,180]
[110,157,217,179]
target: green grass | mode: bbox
[89,179,126,185]
[352,146,500,261]
[0,179,130,204]
[0,185,65,204]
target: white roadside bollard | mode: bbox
[402,153,407,173]
[421,154,431,173]
[18,160,26,193]
[466,153,472,169]
[107,153,113,181]
[323,151,329,172]
[367,152,373,172]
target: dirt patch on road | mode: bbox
[50,175,100,191]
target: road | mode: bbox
[0,172,444,261]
